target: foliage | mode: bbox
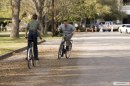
[0,0,127,36]
[0,0,12,18]
[0,0,126,21]
[100,0,127,20]
[55,0,111,22]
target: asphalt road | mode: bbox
[0,32,130,86]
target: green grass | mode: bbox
[0,32,25,37]
[0,32,27,55]
[0,38,27,55]
[0,32,61,55]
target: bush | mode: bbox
[79,27,86,32]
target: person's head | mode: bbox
[32,14,37,20]
[63,20,68,27]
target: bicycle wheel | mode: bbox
[58,43,64,59]
[31,47,36,67]
[65,42,72,59]
[32,57,36,67]
[27,48,33,69]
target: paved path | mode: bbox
[0,32,130,86]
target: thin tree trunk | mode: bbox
[44,0,50,35]
[52,0,56,36]
[44,12,48,34]
[10,0,21,38]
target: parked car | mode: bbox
[99,21,122,32]
[119,24,130,33]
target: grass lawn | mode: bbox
[0,32,60,55]
[0,32,27,55]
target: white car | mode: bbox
[99,21,122,32]
[119,24,130,33]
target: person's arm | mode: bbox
[72,25,76,34]
[58,25,64,34]
[58,25,61,32]
[37,22,42,40]
[25,23,29,38]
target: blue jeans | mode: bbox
[28,30,38,59]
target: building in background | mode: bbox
[121,0,130,24]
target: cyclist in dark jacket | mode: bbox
[26,14,42,60]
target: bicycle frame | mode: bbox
[61,35,73,46]
[58,34,73,59]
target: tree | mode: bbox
[0,0,12,18]
[10,0,21,38]
[100,0,126,21]
[44,0,51,34]
[55,0,111,22]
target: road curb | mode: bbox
[0,40,46,60]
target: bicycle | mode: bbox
[27,40,36,69]
[58,34,73,59]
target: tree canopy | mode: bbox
[0,0,12,18]
[0,0,127,37]
[0,0,125,21]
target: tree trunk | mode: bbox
[52,0,56,36]
[37,11,44,34]
[44,0,50,35]
[10,0,21,38]
[44,13,48,35]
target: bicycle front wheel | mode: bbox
[58,43,64,59]
[32,52,36,67]
[65,43,72,59]
[27,48,33,69]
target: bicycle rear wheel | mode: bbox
[58,43,64,59]
[65,43,72,59]
[27,48,33,69]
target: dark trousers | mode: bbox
[28,31,38,59]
